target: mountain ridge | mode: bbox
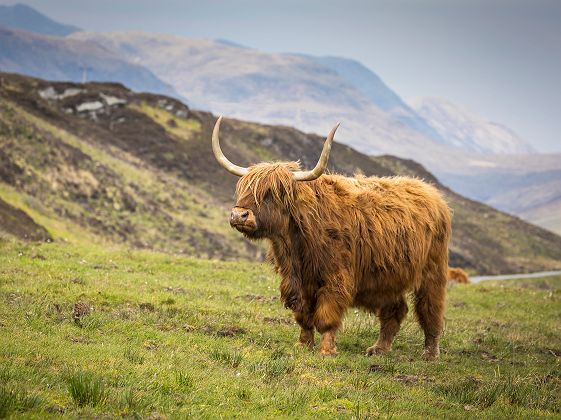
[0,3,81,36]
[0,26,183,101]
[409,97,534,154]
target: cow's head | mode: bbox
[212,116,339,239]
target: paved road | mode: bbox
[471,270,561,283]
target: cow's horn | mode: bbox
[212,116,249,177]
[292,123,340,181]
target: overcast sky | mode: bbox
[3,0,560,152]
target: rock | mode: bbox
[39,86,83,100]
[100,93,127,106]
[76,101,104,113]
[38,86,58,100]
[60,88,83,99]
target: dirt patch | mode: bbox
[200,324,246,337]
[139,302,155,312]
[72,301,91,326]
[71,277,86,285]
[480,351,500,362]
[69,336,94,344]
[368,364,385,373]
[263,316,293,325]
[237,294,279,303]
[394,374,431,385]
[0,197,52,241]
[162,286,186,294]
[217,325,246,337]
[143,340,159,351]
[45,405,65,414]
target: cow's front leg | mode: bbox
[314,283,352,356]
[294,307,315,349]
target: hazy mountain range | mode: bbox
[0,3,80,36]
[0,3,559,235]
[409,97,534,155]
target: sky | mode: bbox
[2,0,560,152]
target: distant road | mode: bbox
[471,270,561,283]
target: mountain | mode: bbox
[0,3,80,36]
[441,168,561,235]
[2,72,561,274]
[0,26,182,100]
[304,55,445,144]
[69,31,462,166]
[409,97,534,154]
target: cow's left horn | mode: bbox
[212,116,249,177]
[292,123,340,181]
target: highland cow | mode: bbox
[212,117,452,359]
[447,267,470,284]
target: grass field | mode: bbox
[0,239,560,418]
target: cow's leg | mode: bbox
[294,306,315,349]
[313,284,352,356]
[366,296,408,356]
[414,270,447,360]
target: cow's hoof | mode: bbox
[319,347,338,357]
[366,345,390,356]
[295,341,314,350]
[422,348,440,361]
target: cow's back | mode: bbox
[314,175,451,303]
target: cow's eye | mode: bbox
[263,190,272,202]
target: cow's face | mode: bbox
[230,167,294,239]
[211,116,339,238]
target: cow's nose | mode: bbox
[230,209,249,224]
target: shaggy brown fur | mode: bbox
[230,162,452,359]
[448,267,470,284]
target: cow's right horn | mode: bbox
[292,123,340,181]
[212,116,249,177]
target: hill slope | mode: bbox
[1,72,561,274]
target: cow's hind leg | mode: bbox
[414,270,447,360]
[366,296,408,356]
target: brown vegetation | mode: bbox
[448,267,471,284]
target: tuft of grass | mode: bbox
[210,348,243,368]
[66,371,106,407]
[124,347,145,365]
[0,386,41,417]
[250,357,295,379]
[174,371,193,389]
[120,386,145,412]
[236,387,251,402]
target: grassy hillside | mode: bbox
[0,239,559,418]
[1,72,561,274]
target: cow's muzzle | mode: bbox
[230,207,257,234]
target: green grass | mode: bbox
[66,371,106,407]
[130,101,201,141]
[0,239,560,418]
